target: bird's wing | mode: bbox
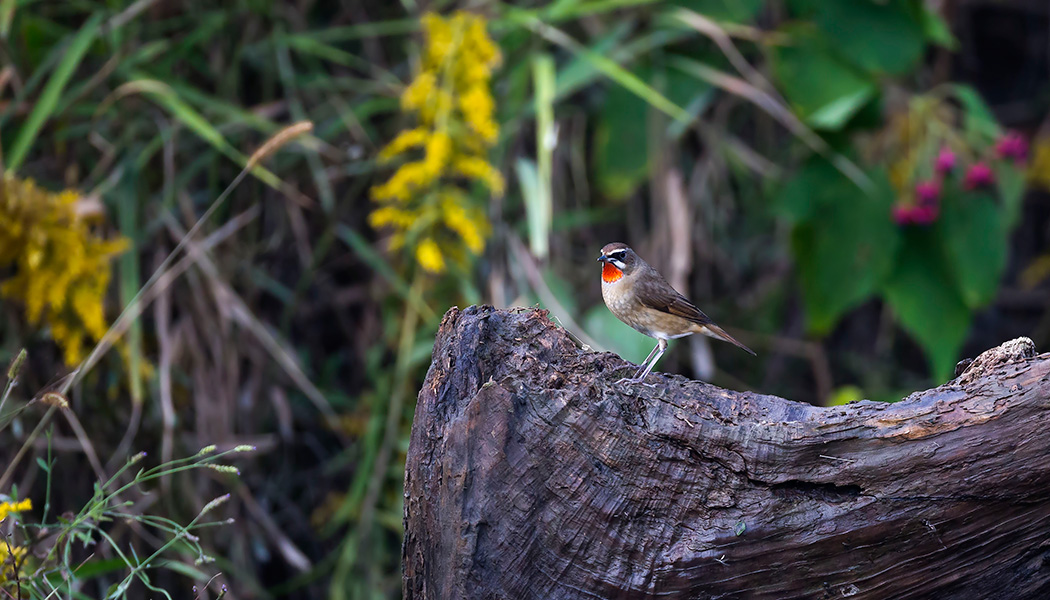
[637,275,757,355]
[636,276,714,326]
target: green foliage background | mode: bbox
[0,0,1046,598]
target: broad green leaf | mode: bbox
[7,13,103,171]
[542,268,579,317]
[951,84,1000,139]
[806,87,876,131]
[814,0,926,76]
[785,164,900,333]
[769,26,876,131]
[937,189,1007,309]
[593,69,651,199]
[775,158,834,222]
[920,4,959,49]
[882,230,971,382]
[994,163,1027,229]
[784,0,820,17]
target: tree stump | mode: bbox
[403,306,1050,599]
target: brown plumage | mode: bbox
[598,242,754,381]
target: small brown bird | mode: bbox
[598,242,754,381]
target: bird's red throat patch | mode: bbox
[602,262,623,283]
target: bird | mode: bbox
[598,242,755,382]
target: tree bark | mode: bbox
[403,305,1050,600]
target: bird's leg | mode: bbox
[618,339,667,384]
[633,342,662,377]
[634,338,667,381]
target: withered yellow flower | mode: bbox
[0,173,128,365]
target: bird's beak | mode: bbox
[597,254,610,263]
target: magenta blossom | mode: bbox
[892,204,913,225]
[911,204,939,225]
[963,162,995,190]
[996,131,1028,163]
[915,180,941,205]
[892,203,939,226]
[934,147,956,174]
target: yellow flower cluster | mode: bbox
[0,498,30,584]
[0,542,26,585]
[0,173,128,365]
[370,11,503,274]
[0,498,31,522]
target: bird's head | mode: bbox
[597,242,637,283]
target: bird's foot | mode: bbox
[615,375,657,387]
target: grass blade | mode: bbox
[0,0,15,39]
[515,15,691,124]
[104,78,289,191]
[529,54,555,260]
[6,12,103,171]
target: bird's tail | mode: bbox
[699,323,756,356]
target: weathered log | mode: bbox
[403,305,1050,599]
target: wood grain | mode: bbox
[403,306,1050,599]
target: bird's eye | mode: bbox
[611,251,626,260]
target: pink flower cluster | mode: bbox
[962,162,994,190]
[891,131,1026,227]
[893,179,941,225]
[996,130,1028,163]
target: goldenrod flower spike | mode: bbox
[0,173,128,365]
[369,11,503,275]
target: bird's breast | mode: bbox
[602,279,698,339]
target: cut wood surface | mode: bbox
[403,306,1050,599]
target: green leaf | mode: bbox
[994,163,1027,229]
[7,13,103,171]
[784,163,900,333]
[806,87,876,131]
[594,64,707,199]
[542,268,579,317]
[594,70,651,199]
[775,158,838,222]
[814,0,926,76]
[950,84,1000,139]
[920,4,959,49]
[734,520,747,536]
[769,26,876,131]
[937,189,1007,309]
[882,230,971,382]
